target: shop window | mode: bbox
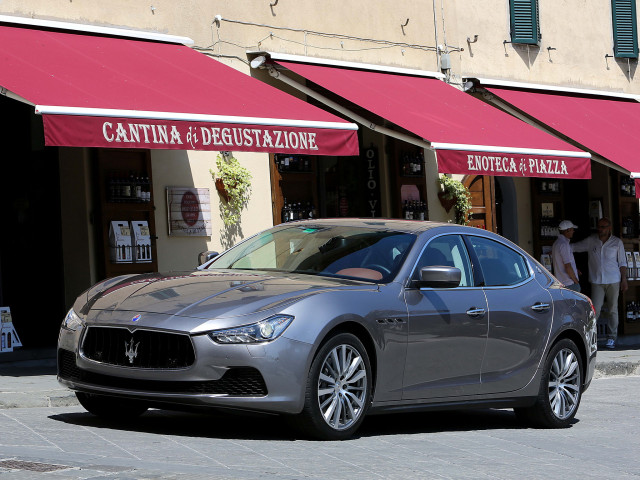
[612,0,639,58]
[509,0,540,44]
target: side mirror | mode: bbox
[198,251,219,266]
[416,266,461,288]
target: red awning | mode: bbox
[485,86,640,175]
[275,60,591,179]
[0,23,358,155]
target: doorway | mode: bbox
[463,175,496,232]
[0,96,65,347]
[495,176,518,244]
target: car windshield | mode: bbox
[208,225,416,283]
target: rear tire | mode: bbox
[291,333,372,440]
[76,392,149,419]
[514,339,583,428]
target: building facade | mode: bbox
[1,0,639,346]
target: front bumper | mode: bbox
[57,327,314,415]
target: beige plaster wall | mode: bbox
[58,148,98,303]
[0,0,446,71]
[151,148,273,272]
[427,150,451,223]
[456,0,640,93]
[514,178,534,255]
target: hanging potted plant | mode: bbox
[210,152,252,226]
[438,175,472,225]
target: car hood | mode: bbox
[82,270,377,322]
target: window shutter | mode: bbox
[612,0,638,58]
[510,0,540,44]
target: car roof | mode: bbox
[276,218,456,234]
[274,220,520,249]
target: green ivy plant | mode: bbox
[438,175,472,225]
[210,152,252,226]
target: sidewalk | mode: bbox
[1,345,639,409]
[0,348,77,409]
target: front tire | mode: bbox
[293,333,372,440]
[515,338,583,428]
[76,392,149,419]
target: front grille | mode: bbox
[81,326,195,369]
[58,349,268,396]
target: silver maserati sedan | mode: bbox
[58,219,597,440]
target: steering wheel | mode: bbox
[363,264,391,276]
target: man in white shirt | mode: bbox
[572,217,627,349]
[552,220,580,292]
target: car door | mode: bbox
[464,235,554,394]
[403,234,488,400]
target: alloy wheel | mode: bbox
[548,347,581,420]
[317,344,368,431]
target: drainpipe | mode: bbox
[265,65,433,151]
[432,0,441,70]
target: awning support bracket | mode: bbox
[263,65,433,152]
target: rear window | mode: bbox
[467,236,530,286]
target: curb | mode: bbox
[0,391,79,409]
[593,361,640,378]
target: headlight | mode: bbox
[208,315,294,344]
[62,308,85,331]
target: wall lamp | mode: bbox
[250,55,267,69]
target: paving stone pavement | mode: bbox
[0,376,638,479]
[0,347,639,479]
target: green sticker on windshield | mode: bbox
[303,228,319,233]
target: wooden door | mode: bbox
[463,175,496,232]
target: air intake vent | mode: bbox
[58,349,268,396]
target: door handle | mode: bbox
[531,303,551,313]
[466,307,486,317]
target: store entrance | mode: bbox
[0,96,65,347]
[464,175,496,232]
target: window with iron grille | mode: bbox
[509,0,540,44]
[612,0,639,58]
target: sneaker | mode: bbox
[605,339,615,349]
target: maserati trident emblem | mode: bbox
[124,338,140,364]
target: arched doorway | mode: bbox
[463,175,496,232]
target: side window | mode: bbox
[467,236,530,287]
[509,0,540,45]
[414,235,473,287]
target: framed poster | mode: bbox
[166,187,212,236]
[589,199,603,230]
